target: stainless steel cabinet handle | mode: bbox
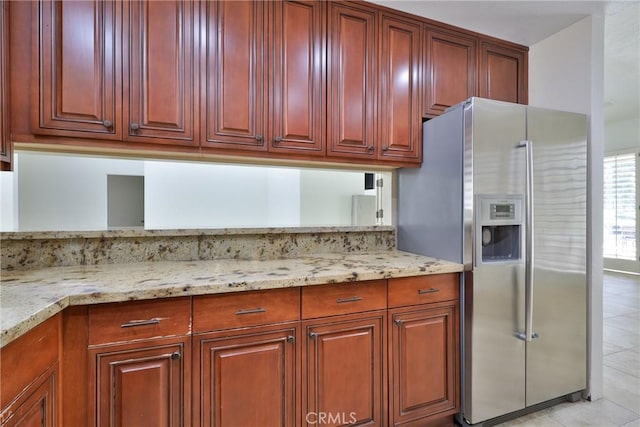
[171,351,181,361]
[255,134,263,141]
[336,296,362,304]
[367,145,374,152]
[235,307,266,315]
[120,318,160,328]
[286,335,295,343]
[418,288,439,294]
[519,140,536,342]
[130,123,140,132]
[394,319,403,326]
[382,146,389,152]
[274,136,283,143]
[102,120,112,128]
[309,332,317,339]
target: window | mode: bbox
[603,153,637,260]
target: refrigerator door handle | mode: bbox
[518,140,538,342]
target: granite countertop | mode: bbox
[0,250,463,348]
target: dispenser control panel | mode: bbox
[490,203,515,220]
[475,195,524,265]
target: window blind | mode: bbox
[603,153,637,260]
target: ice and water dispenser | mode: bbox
[475,195,523,264]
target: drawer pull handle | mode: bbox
[287,335,295,343]
[418,288,440,295]
[235,308,267,315]
[309,332,318,339]
[394,319,403,327]
[171,351,181,361]
[120,318,160,328]
[336,296,362,304]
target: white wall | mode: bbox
[299,169,373,226]
[16,152,144,231]
[8,153,387,231]
[605,117,640,153]
[144,161,302,229]
[529,16,605,400]
[0,171,16,231]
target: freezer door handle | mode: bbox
[519,140,536,342]
[515,331,539,341]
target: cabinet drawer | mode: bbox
[88,297,191,346]
[301,280,387,319]
[193,288,300,333]
[388,274,459,308]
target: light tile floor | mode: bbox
[499,272,640,426]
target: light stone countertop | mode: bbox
[0,251,463,347]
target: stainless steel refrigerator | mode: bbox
[398,97,587,425]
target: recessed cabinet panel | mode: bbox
[327,2,377,159]
[1,0,10,170]
[269,0,325,155]
[1,366,57,427]
[92,340,188,427]
[425,28,476,116]
[124,0,196,144]
[35,0,121,139]
[204,1,266,150]
[195,326,298,427]
[303,314,386,427]
[379,14,421,162]
[479,41,527,104]
[390,303,459,426]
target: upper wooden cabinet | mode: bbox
[123,0,197,145]
[1,0,10,171]
[327,2,377,160]
[15,0,527,166]
[35,0,121,140]
[204,0,325,156]
[203,0,266,151]
[424,26,477,117]
[479,40,528,104]
[269,0,326,155]
[327,3,423,164]
[34,0,197,145]
[378,12,422,163]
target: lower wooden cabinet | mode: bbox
[303,312,387,427]
[46,273,460,427]
[1,364,57,427]
[389,302,459,426]
[1,315,60,427]
[193,323,299,427]
[89,338,190,427]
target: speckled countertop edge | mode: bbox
[0,225,395,240]
[0,251,463,348]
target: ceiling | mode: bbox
[372,0,640,123]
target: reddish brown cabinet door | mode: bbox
[0,0,10,170]
[327,2,377,160]
[91,339,189,427]
[1,367,57,427]
[269,0,325,156]
[123,0,197,145]
[194,325,299,427]
[424,27,477,117]
[303,313,386,427]
[203,1,266,151]
[378,13,422,163]
[389,302,459,426]
[479,41,528,104]
[34,0,121,139]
